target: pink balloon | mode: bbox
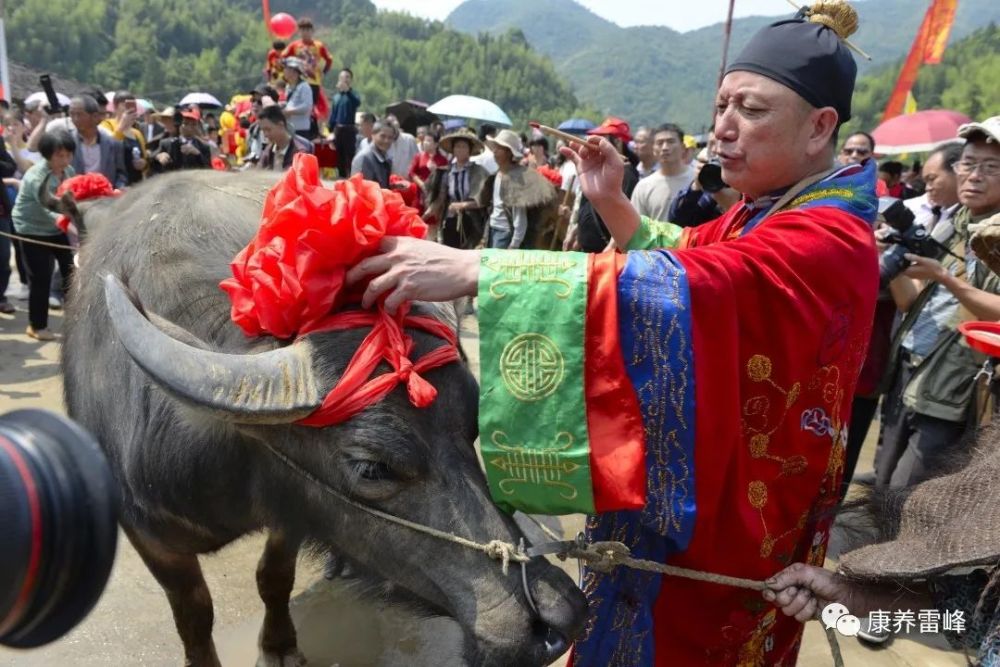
[270,12,297,39]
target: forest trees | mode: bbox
[6,0,592,125]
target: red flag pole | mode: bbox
[717,0,737,90]
[711,0,737,126]
[262,0,272,26]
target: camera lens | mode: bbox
[698,161,727,194]
[0,410,118,648]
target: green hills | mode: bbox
[446,0,1000,131]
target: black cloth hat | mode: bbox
[725,5,858,123]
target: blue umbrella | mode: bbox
[427,95,512,127]
[558,118,597,135]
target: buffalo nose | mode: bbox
[528,569,588,662]
[543,627,570,662]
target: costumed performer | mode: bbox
[348,1,879,664]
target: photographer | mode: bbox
[153,108,211,172]
[875,116,1000,489]
[99,91,147,184]
[669,146,742,227]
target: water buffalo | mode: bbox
[61,170,587,666]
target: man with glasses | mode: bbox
[839,130,875,164]
[875,116,1000,489]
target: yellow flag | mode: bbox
[904,91,918,115]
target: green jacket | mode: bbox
[11,161,74,237]
[889,207,1000,422]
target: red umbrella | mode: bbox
[871,109,971,154]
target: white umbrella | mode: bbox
[179,92,223,108]
[427,95,512,127]
[24,91,71,108]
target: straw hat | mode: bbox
[440,129,484,156]
[839,433,1000,581]
[486,129,523,156]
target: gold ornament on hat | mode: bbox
[785,0,872,60]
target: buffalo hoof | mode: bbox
[256,648,307,667]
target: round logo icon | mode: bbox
[499,334,565,401]
[821,602,850,630]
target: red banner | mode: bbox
[881,0,957,122]
[922,0,957,64]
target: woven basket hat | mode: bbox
[839,437,1000,581]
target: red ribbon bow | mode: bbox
[220,153,458,426]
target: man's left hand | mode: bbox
[559,137,623,206]
[902,254,948,282]
[347,237,480,313]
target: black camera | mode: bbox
[697,157,728,193]
[0,409,118,648]
[878,197,954,287]
[38,75,67,115]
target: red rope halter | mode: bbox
[220,153,459,426]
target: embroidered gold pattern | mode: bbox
[628,253,692,533]
[788,187,854,209]
[742,349,850,564]
[748,481,768,508]
[735,610,777,666]
[747,354,772,382]
[483,252,577,300]
[488,431,581,499]
[499,333,565,401]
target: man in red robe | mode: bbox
[349,2,877,664]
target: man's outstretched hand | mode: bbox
[347,237,480,313]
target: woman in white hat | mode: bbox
[281,57,314,140]
[480,129,557,249]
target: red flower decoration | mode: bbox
[55,173,120,201]
[537,165,563,188]
[220,153,427,340]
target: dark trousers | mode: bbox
[0,217,12,298]
[15,237,28,285]
[874,357,967,487]
[333,125,358,178]
[441,214,484,250]
[839,394,880,499]
[20,233,73,330]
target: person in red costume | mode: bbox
[348,2,879,664]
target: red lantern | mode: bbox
[270,12,297,39]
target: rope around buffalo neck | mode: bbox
[0,229,75,251]
[261,440,528,574]
[261,440,844,666]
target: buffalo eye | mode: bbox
[352,459,395,482]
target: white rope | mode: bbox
[0,229,75,251]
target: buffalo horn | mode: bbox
[103,274,323,424]
[38,172,60,211]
